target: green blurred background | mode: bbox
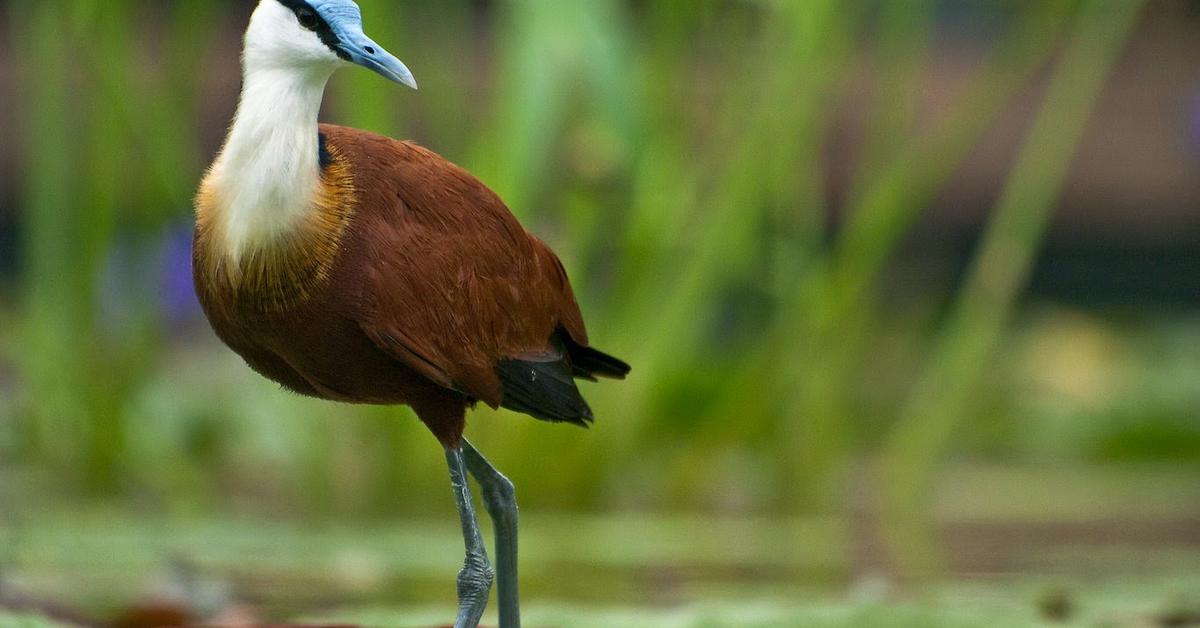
[1,0,1198,625]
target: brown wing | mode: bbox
[323,125,591,410]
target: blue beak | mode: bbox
[336,31,418,90]
[313,0,417,90]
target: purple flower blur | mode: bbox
[1192,87,1200,156]
[162,223,202,326]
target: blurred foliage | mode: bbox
[879,0,1146,574]
[0,0,1191,595]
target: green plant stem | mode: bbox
[17,2,89,468]
[879,0,1147,578]
[772,2,1073,513]
[614,0,851,414]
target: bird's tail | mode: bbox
[568,343,631,381]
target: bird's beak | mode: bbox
[334,29,418,90]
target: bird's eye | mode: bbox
[296,8,319,30]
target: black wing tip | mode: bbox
[495,331,627,426]
[496,358,596,426]
[562,407,595,429]
[501,396,595,428]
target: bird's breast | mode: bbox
[193,154,358,317]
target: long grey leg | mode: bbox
[446,446,494,628]
[462,439,520,628]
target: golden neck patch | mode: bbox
[195,141,357,315]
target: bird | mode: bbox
[190,1,630,627]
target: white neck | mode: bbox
[207,64,333,261]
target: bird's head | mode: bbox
[244,0,417,89]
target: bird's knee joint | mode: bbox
[484,477,518,521]
[489,475,516,505]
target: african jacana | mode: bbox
[191,2,630,626]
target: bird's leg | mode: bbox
[461,439,520,628]
[445,446,494,628]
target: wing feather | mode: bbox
[326,125,590,411]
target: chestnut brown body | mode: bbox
[194,124,628,446]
